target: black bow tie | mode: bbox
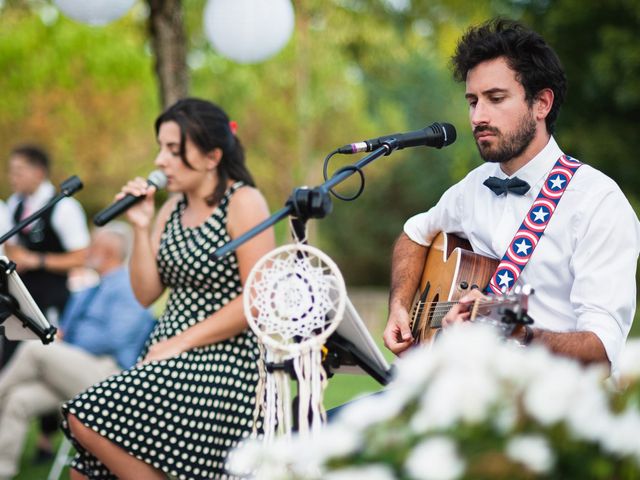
[483,176,530,196]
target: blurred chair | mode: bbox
[46,437,73,480]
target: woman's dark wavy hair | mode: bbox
[155,98,255,206]
[451,18,567,134]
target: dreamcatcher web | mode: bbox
[244,243,347,440]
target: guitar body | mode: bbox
[411,232,499,344]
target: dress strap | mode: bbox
[218,181,246,215]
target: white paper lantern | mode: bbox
[204,0,295,64]
[53,0,136,26]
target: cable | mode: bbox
[322,150,366,202]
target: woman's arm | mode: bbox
[121,178,176,307]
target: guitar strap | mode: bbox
[485,155,583,295]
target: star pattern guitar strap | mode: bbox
[485,155,583,295]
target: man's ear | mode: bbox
[535,88,554,122]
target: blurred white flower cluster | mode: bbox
[230,324,640,479]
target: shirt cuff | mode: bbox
[576,311,625,372]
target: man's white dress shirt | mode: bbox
[405,137,640,370]
[6,180,89,251]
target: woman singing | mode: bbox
[62,98,275,479]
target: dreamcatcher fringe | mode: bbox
[254,343,328,442]
[292,342,327,436]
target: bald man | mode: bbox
[0,224,155,480]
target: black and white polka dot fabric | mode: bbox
[61,182,262,479]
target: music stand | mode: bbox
[324,296,393,386]
[0,257,56,344]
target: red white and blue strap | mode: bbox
[485,155,583,295]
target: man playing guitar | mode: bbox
[383,19,640,375]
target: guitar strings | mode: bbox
[412,300,513,318]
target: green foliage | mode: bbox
[0,0,638,288]
[0,4,158,214]
[522,0,640,203]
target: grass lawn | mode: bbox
[15,422,67,480]
[14,317,392,479]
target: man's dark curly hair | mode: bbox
[451,18,567,134]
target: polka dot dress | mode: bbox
[61,182,262,479]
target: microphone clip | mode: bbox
[286,186,333,222]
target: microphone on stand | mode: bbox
[93,170,167,227]
[337,122,457,154]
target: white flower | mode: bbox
[411,367,499,432]
[434,323,502,371]
[505,434,555,474]
[227,438,263,476]
[325,464,396,480]
[617,339,640,379]
[298,424,362,464]
[337,388,409,430]
[230,436,307,479]
[490,343,549,387]
[523,358,584,425]
[565,368,613,443]
[405,436,465,480]
[601,408,640,457]
[393,343,442,388]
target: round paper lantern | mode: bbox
[204,0,295,64]
[53,0,136,26]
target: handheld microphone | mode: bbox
[337,122,456,154]
[93,170,167,227]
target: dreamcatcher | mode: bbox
[243,242,346,441]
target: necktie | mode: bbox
[483,176,530,196]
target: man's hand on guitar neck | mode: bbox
[442,289,486,328]
[444,290,610,367]
[443,289,530,344]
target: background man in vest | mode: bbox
[2,144,90,460]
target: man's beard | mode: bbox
[474,111,536,164]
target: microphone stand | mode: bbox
[212,141,398,260]
[0,258,56,344]
[0,176,83,343]
[0,176,83,246]
[323,333,393,386]
[213,145,399,426]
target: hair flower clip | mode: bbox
[229,120,238,135]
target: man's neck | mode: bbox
[97,263,123,278]
[500,131,552,177]
[20,179,49,198]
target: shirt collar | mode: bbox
[98,266,127,284]
[24,180,56,210]
[490,136,564,198]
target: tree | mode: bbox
[146,0,188,108]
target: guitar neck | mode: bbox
[412,297,527,330]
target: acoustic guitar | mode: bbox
[410,231,532,345]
